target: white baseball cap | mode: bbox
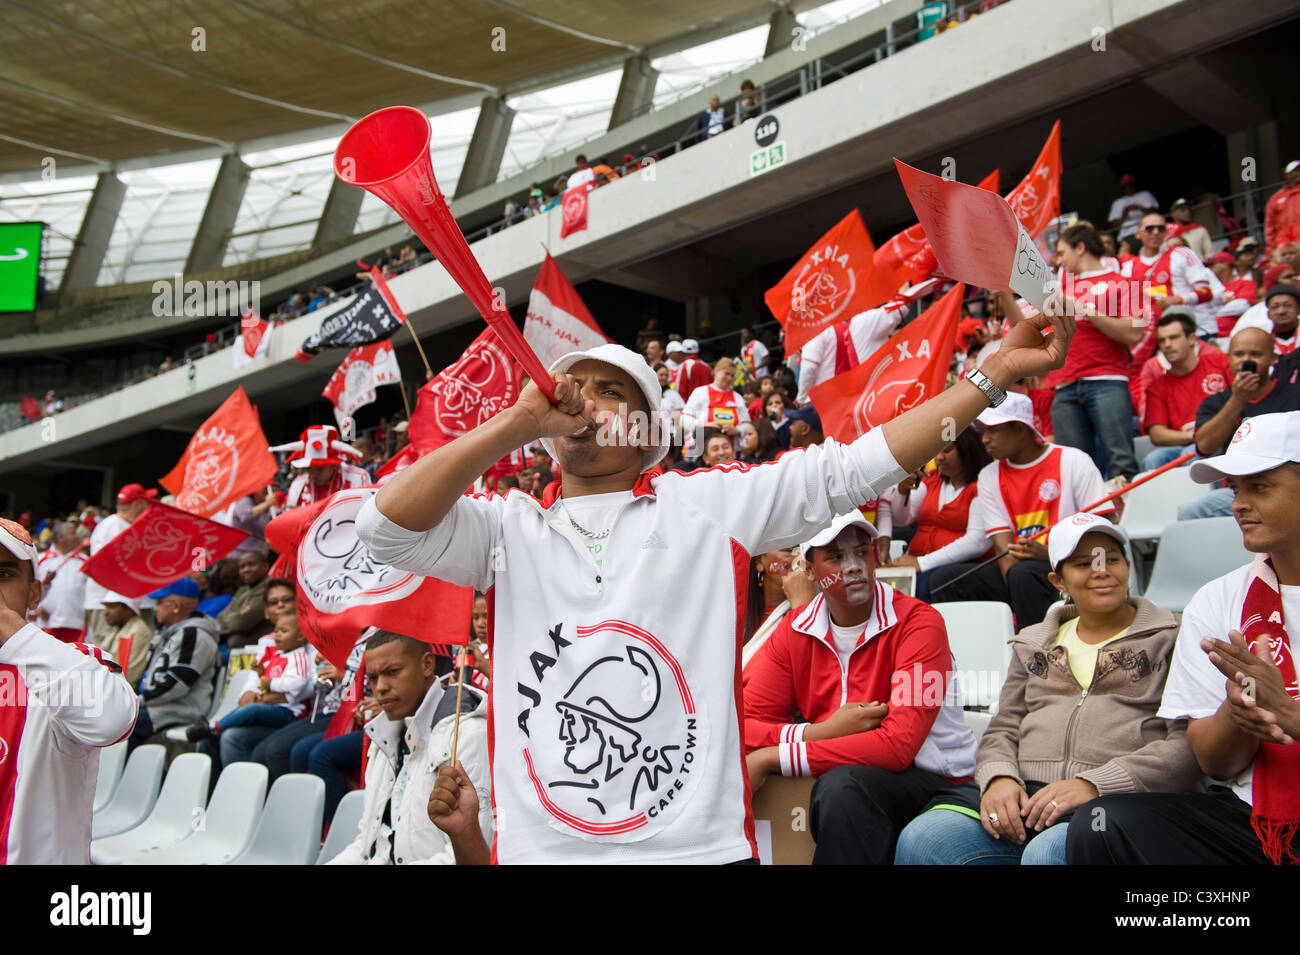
[1190,412,1300,484]
[976,392,1042,441]
[681,338,700,355]
[1230,312,1274,340]
[1287,160,1300,175]
[799,510,879,559]
[0,518,38,577]
[1047,511,1129,570]
[665,340,684,354]
[543,343,668,472]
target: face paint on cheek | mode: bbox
[817,572,843,590]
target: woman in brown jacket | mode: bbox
[895,513,1202,864]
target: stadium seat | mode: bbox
[205,663,229,719]
[229,774,325,865]
[932,601,1013,710]
[92,744,166,840]
[962,709,992,740]
[890,539,906,561]
[1132,434,1155,464]
[316,789,367,864]
[1117,466,1203,543]
[90,752,211,864]
[167,669,256,742]
[1141,516,1251,612]
[93,739,129,813]
[129,761,268,865]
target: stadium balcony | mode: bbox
[1,0,1294,478]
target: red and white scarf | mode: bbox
[1241,553,1300,864]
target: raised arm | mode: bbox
[373,370,593,532]
[880,308,1075,474]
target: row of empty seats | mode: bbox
[91,744,365,865]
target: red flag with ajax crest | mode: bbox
[81,501,249,598]
[809,283,964,443]
[764,209,892,355]
[409,326,521,454]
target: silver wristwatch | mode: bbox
[964,367,1007,408]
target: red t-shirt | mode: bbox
[1142,346,1231,433]
[1058,270,1133,382]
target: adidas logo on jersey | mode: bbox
[641,531,668,550]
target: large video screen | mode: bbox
[0,222,43,312]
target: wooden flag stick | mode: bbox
[396,379,413,421]
[449,643,468,767]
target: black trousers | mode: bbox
[809,764,958,865]
[927,558,1057,629]
[1065,788,1269,865]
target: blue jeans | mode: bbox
[251,714,330,781]
[218,704,297,766]
[895,807,1068,864]
[1141,444,1191,472]
[303,731,364,823]
[1176,486,1234,520]
[1051,380,1139,480]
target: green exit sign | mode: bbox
[749,142,788,177]
[0,222,43,312]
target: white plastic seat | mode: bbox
[962,709,992,740]
[1142,517,1252,612]
[130,762,268,865]
[167,669,257,742]
[316,789,367,864]
[93,739,129,813]
[1132,434,1155,465]
[92,745,166,840]
[91,752,212,864]
[932,601,1014,710]
[229,774,325,865]
[1117,465,1203,543]
[889,538,906,561]
[205,663,229,719]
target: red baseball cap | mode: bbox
[1205,252,1234,266]
[117,484,158,504]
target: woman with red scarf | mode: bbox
[889,427,992,601]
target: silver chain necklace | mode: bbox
[565,506,611,539]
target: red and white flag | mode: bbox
[159,386,279,517]
[764,209,893,355]
[321,340,402,437]
[81,502,249,598]
[265,488,473,668]
[560,186,588,238]
[409,326,520,454]
[871,169,1000,299]
[809,283,964,443]
[232,311,272,369]
[1005,121,1062,241]
[523,253,610,369]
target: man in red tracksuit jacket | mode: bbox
[744,511,977,864]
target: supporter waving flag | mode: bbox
[322,339,403,436]
[764,209,893,354]
[809,283,964,442]
[264,487,473,668]
[296,275,405,360]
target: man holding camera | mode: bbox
[1179,325,1300,520]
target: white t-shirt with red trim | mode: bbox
[356,427,907,864]
[976,444,1114,541]
[741,340,770,378]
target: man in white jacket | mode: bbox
[328,631,491,866]
[0,518,139,864]
[359,305,1076,863]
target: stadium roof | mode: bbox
[0,0,839,176]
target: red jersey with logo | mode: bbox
[1058,270,1134,382]
[976,445,1114,541]
[1143,346,1231,433]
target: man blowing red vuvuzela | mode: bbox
[356,279,1077,861]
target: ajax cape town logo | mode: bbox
[788,243,857,332]
[297,490,422,614]
[176,425,239,513]
[517,619,707,842]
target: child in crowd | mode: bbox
[185,612,313,740]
